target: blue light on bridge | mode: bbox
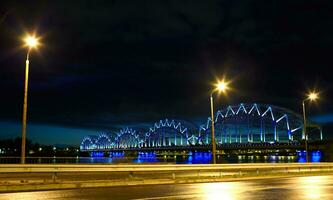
[81,103,316,152]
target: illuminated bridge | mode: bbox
[80,103,323,152]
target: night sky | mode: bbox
[1,0,333,145]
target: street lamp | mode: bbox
[302,91,319,163]
[21,34,39,164]
[210,80,229,164]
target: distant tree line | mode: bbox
[0,137,80,157]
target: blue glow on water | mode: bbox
[133,152,157,163]
[298,157,306,163]
[311,151,322,162]
[186,152,212,164]
[297,150,307,163]
[91,152,104,157]
[297,150,322,163]
[88,157,113,163]
[86,150,323,164]
[110,152,125,157]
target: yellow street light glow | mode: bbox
[308,92,319,101]
[217,82,226,92]
[25,35,39,48]
[215,80,229,93]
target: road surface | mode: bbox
[0,175,332,199]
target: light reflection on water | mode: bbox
[133,152,158,163]
[85,151,323,164]
[297,151,322,163]
[0,151,323,164]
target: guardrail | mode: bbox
[1,163,333,192]
[1,163,333,172]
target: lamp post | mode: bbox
[302,92,319,163]
[210,80,228,164]
[21,35,39,164]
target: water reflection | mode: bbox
[0,151,324,164]
[312,151,322,162]
[186,152,212,164]
[110,152,125,157]
[133,152,157,163]
[297,151,322,163]
[90,152,104,157]
[86,157,113,163]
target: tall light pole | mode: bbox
[302,91,319,163]
[21,35,39,164]
[210,80,228,164]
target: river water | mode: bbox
[0,151,323,164]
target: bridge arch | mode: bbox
[80,135,98,150]
[199,103,303,144]
[114,128,142,149]
[144,119,196,147]
[80,103,324,151]
[96,132,115,149]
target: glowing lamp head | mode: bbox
[25,35,39,48]
[216,81,228,93]
[308,92,319,101]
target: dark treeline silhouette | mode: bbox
[0,137,79,157]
